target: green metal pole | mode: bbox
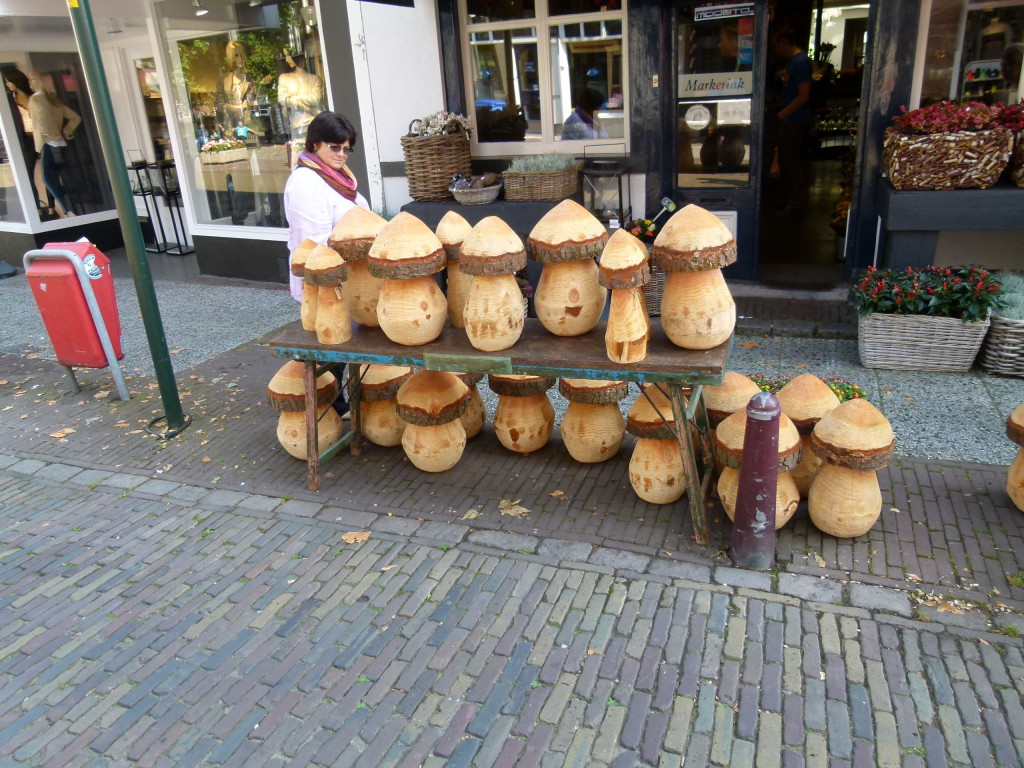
[67,0,190,437]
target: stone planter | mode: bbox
[858,312,990,372]
[199,147,247,165]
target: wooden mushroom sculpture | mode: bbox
[453,372,487,439]
[304,244,351,345]
[328,206,387,327]
[267,361,343,460]
[368,211,448,346]
[291,238,318,331]
[808,398,894,538]
[598,229,652,363]
[626,384,686,504]
[488,374,557,455]
[357,364,413,447]
[703,371,764,429]
[776,374,841,498]
[436,211,475,329]
[559,379,628,463]
[395,371,470,472]
[527,199,608,336]
[714,407,802,529]
[1006,405,1024,511]
[459,216,528,352]
[651,204,736,350]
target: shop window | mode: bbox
[0,131,25,223]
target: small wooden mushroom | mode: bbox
[436,211,475,329]
[357,364,414,447]
[1006,405,1024,511]
[459,216,528,351]
[776,374,841,498]
[304,244,351,345]
[453,372,487,439]
[395,370,470,472]
[368,212,448,346]
[598,229,651,363]
[714,407,802,529]
[651,204,736,350]
[808,398,895,538]
[527,199,608,336]
[626,384,686,504]
[488,374,556,454]
[267,360,343,460]
[559,379,628,463]
[703,371,764,428]
[291,238,318,331]
[328,206,387,327]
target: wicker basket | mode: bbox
[503,162,582,201]
[452,183,502,205]
[980,312,1024,376]
[643,263,667,316]
[1010,133,1024,189]
[401,122,472,201]
[883,129,1012,191]
[857,312,991,372]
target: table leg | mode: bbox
[671,385,708,546]
[348,364,363,456]
[305,360,321,492]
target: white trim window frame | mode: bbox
[459,0,629,157]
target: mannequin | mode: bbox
[218,41,256,129]
[277,50,324,144]
[2,68,50,216]
[27,71,80,218]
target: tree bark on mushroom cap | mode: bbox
[809,398,895,470]
[487,374,557,397]
[626,383,675,437]
[367,211,447,278]
[395,370,470,426]
[436,211,474,261]
[527,199,609,263]
[451,371,485,388]
[458,216,528,276]
[357,364,414,402]
[703,371,763,426]
[599,229,651,289]
[291,238,318,277]
[304,244,349,285]
[1007,403,1024,445]
[327,206,387,261]
[713,408,802,470]
[651,203,737,272]
[559,378,629,404]
[776,373,841,434]
[267,360,340,411]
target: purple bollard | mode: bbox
[730,392,781,570]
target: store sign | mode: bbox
[694,3,754,22]
[678,72,752,98]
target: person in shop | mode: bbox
[1000,43,1024,104]
[27,70,81,219]
[283,111,369,418]
[562,87,607,140]
[771,27,812,216]
[2,68,53,219]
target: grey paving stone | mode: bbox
[536,538,593,563]
[468,531,539,553]
[275,498,323,517]
[647,558,712,582]
[99,471,148,489]
[415,521,469,545]
[35,463,84,482]
[134,478,181,495]
[167,485,214,503]
[7,458,48,475]
[848,583,911,617]
[199,489,249,507]
[915,605,991,630]
[588,548,650,573]
[714,566,771,592]
[778,573,843,604]
[236,494,284,513]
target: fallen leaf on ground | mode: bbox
[906,397,915,403]
[461,508,481,520]
[341,531,370,544]
[937,602,963,614]
[94,390,111,399]
[740,341,760,348]
[550,490,570,500]
[813,553,826,568]
[49,428,75,439]
[381,565,397,571]
[499,498,531,518]
[201,457,211,463]
[794,363,807,370]
[906,573,923,582]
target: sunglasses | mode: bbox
[323,143,354,156]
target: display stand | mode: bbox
[129,160,193,255]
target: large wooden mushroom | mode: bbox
[527,199,608,336]
[1006,405,1024,511]
[436,211,475,329]
[368,212,448,346]
[488,374,557,454]
[291,238,318,331]
[651,204,736,350]
[714,407,802,529]
[304,244,351,346]
[626,384,687,504]
[357,364,413,447]
[395,371,470,472]
[559,379,628,463]
[808,398,894,538]
[776,374,841,498]
[703,371,764,429]
[598,229,652,363]
[267,361,343,460]
[459,216,528,351]
[328,206,387,327]
[453,372,487,439]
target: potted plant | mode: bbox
[850,264,1004,372]
[401,110,473,201]
[999,102,1024,188]
[980,271,1024,376]
[199,138,247,164]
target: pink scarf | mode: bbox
[297,149,357,202]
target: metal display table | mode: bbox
[269,319,731,545]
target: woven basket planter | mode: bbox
[882,128,1012,191]
[1010,133,1024,188]
[452,183,502,205]
[401,125,472,201]
[980,312,1024,376]
[858,312,990,372]
[503,162,582,201]
[642,261,666,316]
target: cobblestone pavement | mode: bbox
[1,460,1022,768]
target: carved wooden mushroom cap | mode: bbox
[627,383,675,439]
[598,229,651,289]
[559,378,629,404]
[526,199,609,263]
[810,398,895,470]
[651,204,737,272]
[452,371,485,388]
[358,364,414,402]
[267,360,339,411]
[703,371,763,427]
[395,370,470,426]
[303,244,349,286]
[436,211,474,261]
[713,408,802,471]
[487,373,556,397]
[458,216,528,276]
[776,374,841,434]
[1007,404,1024,445]
[367,211,446,279]
[327,206,388,261]
[291,238,318,278]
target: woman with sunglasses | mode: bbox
[283,110,369,417]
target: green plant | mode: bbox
[849,265,1004,323]
[407,110,472,137]
[505,153,579,174]
[994,273,1024,320]
[1008,572,1024,588]
[748,373,868,403]
[625,218,657,241]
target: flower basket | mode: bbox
[452,183,502,205]
[857,313,990,372]
[401,120,472,202]
[199,147,247,165]
[979,311,1024,376]
[882,128,1012,190]
[503,162,582,201]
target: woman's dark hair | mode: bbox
[2,68,32,96]
[305,111,358,153]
